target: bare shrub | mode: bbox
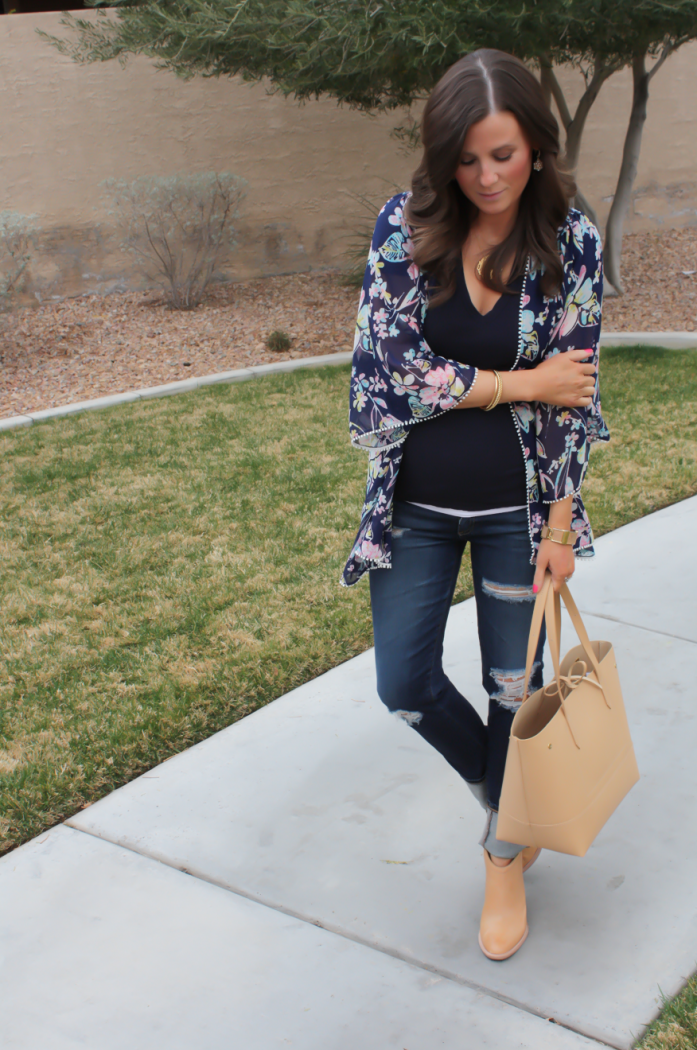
[0,212,38,310]
[104,173,246,310]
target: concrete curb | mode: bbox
[1,333,695,433]
[599,331,697,349]
[0,351,353,432]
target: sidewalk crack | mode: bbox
[65,822,622,1049]
[579,609,697,646]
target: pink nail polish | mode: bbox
[532,584,539,594]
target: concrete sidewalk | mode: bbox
[2,497,697,1049]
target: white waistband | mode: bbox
[408,502,527,520]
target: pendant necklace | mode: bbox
[476,256,493,281]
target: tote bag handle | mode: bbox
[521,574,609,749]
[522,573,606,704]
[522,573,554,701]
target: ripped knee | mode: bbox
[392,709,423,726]
[481,578,534,604]
[489,664,539,711]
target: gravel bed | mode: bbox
[1,227,695,421]
[602,226,697,332]
[0,272,357,421]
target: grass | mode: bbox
[639,975,697,1048]
[0,345,696,861]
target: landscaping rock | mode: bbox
[1,224,695,421]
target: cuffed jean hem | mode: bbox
[468,780,525,858]
[466,778,488,810]
[479,808,526,860]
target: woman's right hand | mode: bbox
[530,349,596,407]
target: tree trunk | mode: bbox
[573,189,600,229]
[541,60,612,228]
[539,59,553,107]
[604,54,651,294]
[563,62,613,173]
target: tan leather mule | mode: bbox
[478,850,528,961]
[522,846,541,873]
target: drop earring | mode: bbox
[533,150,543,172]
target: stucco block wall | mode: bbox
[1,10,696,301]
[556,53,697,232]
[0,11,416,300]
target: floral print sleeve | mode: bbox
[535,214,609,503]
[349,193,478,450]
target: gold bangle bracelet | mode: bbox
[484,370,502,412]
[494,371,503,409]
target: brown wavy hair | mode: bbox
[405,49,576,306]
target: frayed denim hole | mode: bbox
[393,709,423,726]
[489,664,539,711]
[481,578,534,603]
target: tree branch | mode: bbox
[546,65,573,130]
[539,55,553,107]
[646,36,687,82]
[564,58,617,172]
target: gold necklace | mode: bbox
[476,256,493,281]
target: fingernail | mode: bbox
[532,584,539,594]
[585,349,593,354]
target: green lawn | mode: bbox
[0,345,696,862]
[639,975,697,1049]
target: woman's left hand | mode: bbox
[533,538,575,594]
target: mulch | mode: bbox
[1,226,695,422]
[602,226,697,332]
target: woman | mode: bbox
[343,49,609,961]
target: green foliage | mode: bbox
[0,212,38,310]
[46,0,697,112]
[46,1,573,108]
[103,172,246,309]
[265,329,293,352]
[561,0,697,65]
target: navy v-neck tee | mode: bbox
[394,266,527,512]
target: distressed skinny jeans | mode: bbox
[369,501,545,859]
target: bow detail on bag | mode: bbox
[541,660,610,749]
[547,658,611,708]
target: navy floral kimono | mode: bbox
[342,192,610,587]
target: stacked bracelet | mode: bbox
[484,370,503,412]
[541,523,578,546]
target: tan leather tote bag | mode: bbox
[496,573,639,857]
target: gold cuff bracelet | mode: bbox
[541,523,578,546]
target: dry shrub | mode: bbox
[0,211,38,310]
[104,173,246,310]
